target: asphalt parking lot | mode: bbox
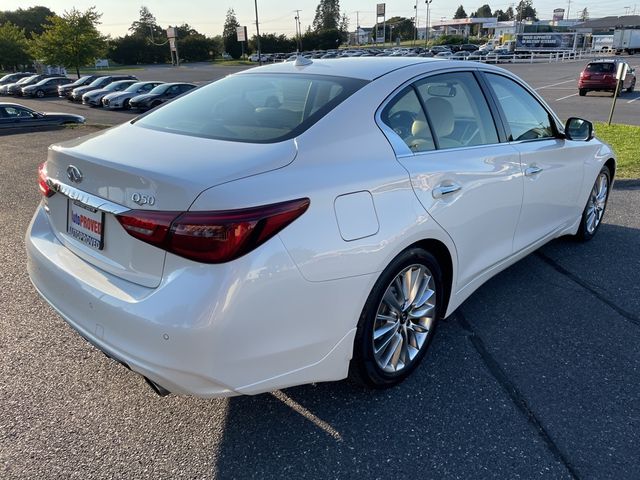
[1,60,639,479]
[4,55,639,129]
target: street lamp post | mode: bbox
[254,0,262,65]
[413,0,418,46]
[425,0,433,48]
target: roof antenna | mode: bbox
[294,55,313,67]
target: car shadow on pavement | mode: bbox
[212,317,570,480]
[212,215,639,479]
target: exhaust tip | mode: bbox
[144,376,171,397]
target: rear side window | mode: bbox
[585,62,615,73]
[415,72,499,149]
[381,87,435,153]
[136,74,367,143]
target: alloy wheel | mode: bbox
[585,172,608,234]
[372,264,436,373]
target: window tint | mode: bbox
[381,87,435,153]
[137,74,366,143]
[3,107,34,118]
[585,62,616,73]
[485,73,554,141]
[415,72,499,149]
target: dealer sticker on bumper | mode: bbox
[67,199,104,250]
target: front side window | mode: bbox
[485,73,555,141]
[415,72,499,149]
[136,74,366,143]
[381,87,435,153]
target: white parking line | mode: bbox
[534,79,576,90]
[627,96,640,104]
[556,93,579,101]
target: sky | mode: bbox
[1,0,637,38]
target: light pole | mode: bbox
[425,0,432,48]
[254,0,262,65]
[413,0,418,46]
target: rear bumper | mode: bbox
[26,203,363,397]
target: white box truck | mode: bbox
[614,29,640,55]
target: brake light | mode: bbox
[116,198,309,263]
[38,163,54,197]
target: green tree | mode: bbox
[31,7,106,77]
[249,33,295,54]
[495,7,515,21]
[222,8,242,59]
[129,6,164,39]
[474,4,492,18]
[453,5,468,19]
[0,6,56,38]
[302,28,342,49]
[0,22,31,70]
[516,0,538,21]
[313,0,341,31]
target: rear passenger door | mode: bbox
[380,70,523,288]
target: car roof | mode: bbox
[0,102,33,109]
[239,57,448,81]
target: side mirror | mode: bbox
[564,117,594,141]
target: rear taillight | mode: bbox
[38,162,54,197]
[116,198,310,264]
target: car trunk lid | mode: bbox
[43,123,297,287]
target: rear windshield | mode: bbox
[136,73,367,143]
[586,62,616,73]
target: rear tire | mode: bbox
[575,166,611,241]
[627,80,635,93]
[350,248,443,388]
[579,89,587,96]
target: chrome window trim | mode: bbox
[375,64,507,158]
[47,179,130,215]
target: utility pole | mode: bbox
[566,0,572,20]
[356,11,360,45]
[413,0,418,46]
[254,0,262,65]
[425,0,432,48]
[294,10,302,51]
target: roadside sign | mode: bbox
[166,27,177,39]
[236,26,248,43]
[377,3,386,16]
[616,62,628,81]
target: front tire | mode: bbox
[627,80,635,93]
[36,90,45,98]
[350,248,443,388]
[576,166,611,241]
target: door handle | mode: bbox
[432,183,462,199]
[525,165,543,176]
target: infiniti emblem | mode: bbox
[66,165,83,183]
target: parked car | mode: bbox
[21,77,74,98]
[82,79,138,106]
[5,74,62,95]
[58,75,107,99]
[70,75,138,102]
[452,51,471,59]
[0,75,35,95]
[435,51,453,58]
[430,46,451,55]
[129,82,197,111]
[459,43,480,52]
[467,50,490,61]
[578,59,636,96]
[0,102,84,130]
[486,48,513,63]
[102,81,164,109]
[28,58,614,398]
[0,72,35,86]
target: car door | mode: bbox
[379,71,523,288]
[3,106,40,128]
[481,72,586,252]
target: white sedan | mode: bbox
[27,58,615,397]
